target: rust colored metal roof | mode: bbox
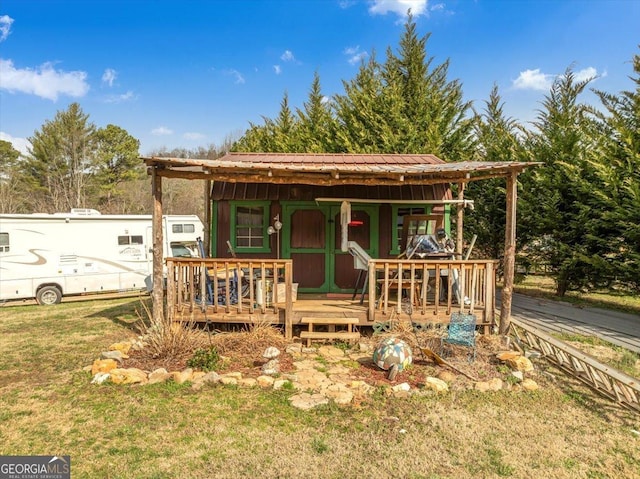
[141,152,539,186]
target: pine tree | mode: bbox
[520,69,599,296]
[23,103,97,212]
[296,72,337,152]
[465,85,525,265]
[589,49,640,291]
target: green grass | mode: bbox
[0,298,639,478]
[514,275,640,315]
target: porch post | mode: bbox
[456,182,465,259]
[499,171,518,335]
[204,179,211,256]
[152,167,165,325]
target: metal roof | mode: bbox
[142,152,538,186]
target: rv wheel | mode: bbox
[36,286,62,305]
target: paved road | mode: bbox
[506,292,640,353]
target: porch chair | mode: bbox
[440,312,477,362]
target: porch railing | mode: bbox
[165,258,294,338]
[367,259,497,330]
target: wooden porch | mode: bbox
[166,257,497,339]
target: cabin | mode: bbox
[142,153,537,340]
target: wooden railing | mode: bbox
[165,258,294,338]
[367,259,497,330]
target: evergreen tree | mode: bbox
[0,140,24,213]
[589,49,640,291]
[296,72,336,152]
[465,85,525,265]
[520,69,599,296]
[92,124,143,213]
[24,103,97,213]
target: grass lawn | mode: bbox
[0,298,639,478]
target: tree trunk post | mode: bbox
[500,171,518,335]
[152,167,165,325]
[456,182,465,259]
[204,179,211,257]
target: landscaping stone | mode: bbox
[285,343,303,355]
[507,356,534,372]
[220,376,238,386]
[424,376,449,393]
[100,350,127,362]
[261,358,280,376]
[318,345,345,360]
[323,383,354,405]
[263,346,281,359]
[109,341,132,355]
[256,375,275,388]
[110,368,148,385]
[91,358,118,375]
[200,371,222,384]
[522,378,539,391]
[223,372,243,380]
[289,392,329,410]
[475,378,503,392]
[273,379,291,390]
[437,370,456,383]
[172,368,194,384]
[511,371,524,382]
[148,368,172,384]
[91,372,111,384]
[391,382,411,393]
[496,351,521,361]
[238,378,257,388]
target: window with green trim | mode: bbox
[390,205,429,255]
[231,202,270,252]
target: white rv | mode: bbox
[0,209,204,305]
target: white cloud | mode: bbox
[0,131,30,156]
[151,126,173,136]
[273,65,281,75]
[512,68,555,91]
[574,66,603,82]
[369,0,428,17]
[344,46,368,65]
[224,68,245,84]
[104,91,135,103]
[0,15,14,41]
[339,0,356,8]
[183,132,205,141]
[0,59,89,101]
[280,50,295,62]
[102,68,117,87]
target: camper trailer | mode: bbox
[0,209,204,305]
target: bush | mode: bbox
[187,347,221,372]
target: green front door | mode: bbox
[282,202,378,293]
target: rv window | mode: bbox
[0,232,9,252]
[118,235,144,245]
[172,224,195,233]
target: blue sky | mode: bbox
[1,0,639,156]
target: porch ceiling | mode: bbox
[142,152,539,186]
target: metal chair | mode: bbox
[441,312,477,361]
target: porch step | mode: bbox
[300,317,360,346]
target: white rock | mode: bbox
[91,372,111,384]
[263,346,281,359]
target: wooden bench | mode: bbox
[300,317,360,347]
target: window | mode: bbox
[390,206,428,255]
[172,223,195,234]
[231,202,270,252]
[0,232,9,253]
[118,235,143,245]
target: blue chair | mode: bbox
[441,312,477,361]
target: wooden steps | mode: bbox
[300,317,360,346]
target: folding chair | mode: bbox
[441,312,477,361]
